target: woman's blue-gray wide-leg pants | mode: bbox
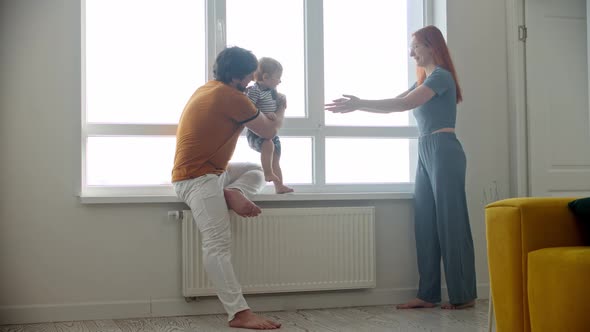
[414,132,477,305]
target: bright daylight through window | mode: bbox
[82,0,422,197]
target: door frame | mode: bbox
[506,0,529,197]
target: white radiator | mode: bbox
[182,207,376,297]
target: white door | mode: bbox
[526,0,590,196]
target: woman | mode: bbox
[325,25,476,310]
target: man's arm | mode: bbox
[245,93,287,139]
[244,110,281,139]
[245,114,280,139]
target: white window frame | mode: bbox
[80,0,428,200]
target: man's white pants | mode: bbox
[173,162,265,321]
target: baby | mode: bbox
[246,57,293,194]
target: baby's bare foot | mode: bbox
[275,184,294,194]
[223,189,261,217]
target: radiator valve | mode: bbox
[167,210,182,221]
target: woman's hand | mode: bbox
[324,94,361,113]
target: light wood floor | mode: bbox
[0,300,489,332]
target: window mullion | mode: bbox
[305,0,325,185]
[421,0,432,27]
[81,0,88,194]
[304,0,324,126]
[408,0,423,117]
[409,0,425,183]
[206,0,226,80]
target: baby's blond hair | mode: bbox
[254,57,283,82]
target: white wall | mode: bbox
[446,0,511,285]
[0,0,508,324]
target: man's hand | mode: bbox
[265,113,277,121]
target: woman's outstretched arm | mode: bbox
[325,84,435,114]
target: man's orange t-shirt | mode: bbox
[172,81,259,182]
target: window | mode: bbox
[82,0,424,197]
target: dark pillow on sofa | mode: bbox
[568,197,590,222]
[569,197,590,245]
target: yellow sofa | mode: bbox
[486,197,590,332]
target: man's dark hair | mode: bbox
[213,46,258,84]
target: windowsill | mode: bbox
[79,192,414,204]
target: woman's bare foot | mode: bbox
[274,183,294,194]
[265,172,281,183]
[441,300,476,310]
[223,189,262,217]
[229,309,281,330]
[396,298,437,309]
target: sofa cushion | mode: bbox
[528,247,590,332]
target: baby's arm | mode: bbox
[259,93,285,126]
[270,93,286,127]
[245,85,260,105]
[276,93,287,110]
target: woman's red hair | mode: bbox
[413,25,462,103]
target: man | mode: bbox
[172,46,285,330]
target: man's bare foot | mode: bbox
[396,298,437,309]
[265,172,281,183]
[274,183,294,194]
[229,309,281,330]
[224,189,262,217]
[441,300,476,310]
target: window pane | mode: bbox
[231,137,312,184]
[87,137,175,185]
[226,0,305,118]
[326,138,410,183]
[85,0,205,124]
[324,0,410,127]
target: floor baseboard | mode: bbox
[0,284,489,325]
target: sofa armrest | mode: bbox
[486,197,584,251]
[485,197,585,332]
